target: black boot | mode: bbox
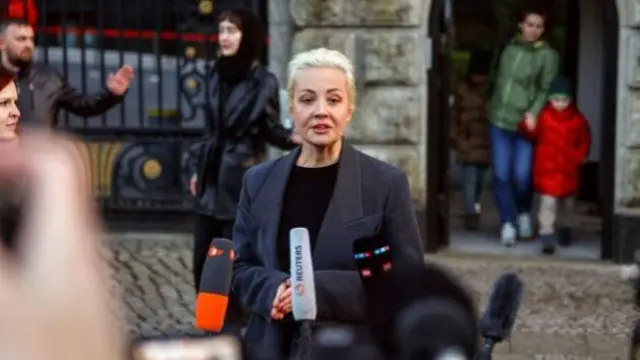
[557,227,572,247]
[463,213,479,231]
[540,234,556,255]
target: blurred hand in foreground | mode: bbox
[0,133,125,360]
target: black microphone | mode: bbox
[477,273,524,360]
[395,297,477,360]
[629,318,640,360]
[353,237,478,358]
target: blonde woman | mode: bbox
[231,48,424,358]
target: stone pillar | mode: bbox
[287,0,430,208]
[267,0,294,160]
[612,0,640,262]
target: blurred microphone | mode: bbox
[395,297,477,360]
[477,272,524,360]
[289,227,317,359]
[195,238,234,332]
[352,237,478,358]
[132,335,242,360]
[630,319,640,360]
[311,326,385,360]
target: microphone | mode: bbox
[630,319,640,360]
[289,227,317,359]
[132,335,242,360]
[352,237,477,358]
[477,272,524,360]
[311,326,386,360]
[195,238,234,332]
[395,297,477,360]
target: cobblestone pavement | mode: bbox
[109,233,637,358]
[108,234,197,338]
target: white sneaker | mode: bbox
[500,223,517,247]
[518,213,533,239]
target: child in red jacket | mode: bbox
[518,76,591,255]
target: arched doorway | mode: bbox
[424,0,619,260]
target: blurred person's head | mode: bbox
[287,48,355,156]
[215,9,264,82]
[548,76,573,111]
[0,18,35,70]
[0,73,19,140]
[465,48,492,86]
[518,9,547,43]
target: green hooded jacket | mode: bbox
[489,38,559,131]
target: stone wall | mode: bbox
[615,0,640,212]
[268,0,430,208]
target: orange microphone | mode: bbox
[195,238,235,332]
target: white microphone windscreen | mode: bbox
[289,227,318,321]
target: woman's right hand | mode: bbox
[189,174,197,196]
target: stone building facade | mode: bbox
[614,0,640,261]
[267,0,640,261]
[268,0,428,209]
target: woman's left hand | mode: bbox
[275,287,292,314]
[271,279,292,319]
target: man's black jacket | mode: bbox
[15,63,124,128]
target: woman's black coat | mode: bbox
[189,63,296,219]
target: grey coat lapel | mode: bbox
[313,144,364,268]
[251,149,298,268]
[251,143,364,270]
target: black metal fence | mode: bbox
[4,0,267,226]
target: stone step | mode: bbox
[431,252,636,359]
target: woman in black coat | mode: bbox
[188,9,299,330]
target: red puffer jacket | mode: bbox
[518,103,591,198]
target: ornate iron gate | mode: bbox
[8,0,267,228]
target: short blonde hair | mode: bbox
[287,47,356,105]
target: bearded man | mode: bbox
[0,17,134,128]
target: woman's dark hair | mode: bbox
[0,72,14,91]
[218,11,243,31]
[518,6,550,27]
[215,9,265,81]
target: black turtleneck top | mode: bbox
[275,162,339,356]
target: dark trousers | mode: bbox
[193,214,245,332]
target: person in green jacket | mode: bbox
[489,8,559,246]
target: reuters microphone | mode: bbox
[195,238,234,332]
[289,227,317,360]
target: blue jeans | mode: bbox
[490,125,533,224]
[463,164,488,215]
